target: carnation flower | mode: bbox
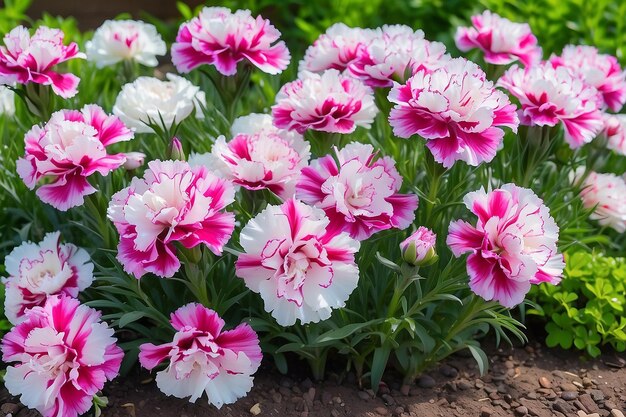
[113,74,206,134]
[578,171,626,232]
[296,142,418,240]
[2,231,93,325]
[1,295,123,417]
[86,19,166,68]
[236,199,360,325]
[272,69,378,134]
[190,114,310,199]
[139,303,261,408]
[389,58,519,167]
[347,25,449,88]
[455,10,541,67]
[172,6,290,76]
[498,63,604,149]
[549,45,626,112]
[107,160,236,278]
[16,104,133,211]
[299,23,375,73]
[0,26,85,98]
[122,151,146,170]
[447,184,564,308]
[0,85,15,115]
[603,114,626,156]
[400,227,438,266]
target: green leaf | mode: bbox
[467,344,489,376]
[118,311,147,328]
[370,346,391,392]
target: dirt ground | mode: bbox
[2,339,626,417]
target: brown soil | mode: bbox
[2,342,626,417]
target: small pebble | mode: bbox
[376,406,389,416]
[562,391,579,401]
[417,375,436,389]
[514,405,528,416]
[611,411,625,417]
[249,403,261,416]
[538,376,552,389]
[480,407,493,417]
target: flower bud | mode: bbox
[168,136,185,161]
[122,152,146,170]
[400,227,438,266]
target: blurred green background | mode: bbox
[3,0,626,63]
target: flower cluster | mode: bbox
[17,104,133,211]
[236,199,360,325]
[272,69,378,134]
[455,10,541,67]
[389,58,519,167]
[577,171,626,232]
[3,232,93,325]
[113,74,206,134]
[1,295,123,417]
[301,24,448,88]
[549,45,626,112]
[296,142,418,240]
[86,19,166,68]
[172,7,290,76]
[448,184,564,307]
[190,113,310,199]
[498,63,604,149]
[0,26,85,98]
[139,303,261,408]
[107,160,236,278]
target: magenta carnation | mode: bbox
[296,142,418,240]
[389,57,519,167]
[498,62,604,149]
[0,26,85,98]
[604,114,626,156]
[347,24,449,88]
[1,295,123,417]
[299,23,375,73]
[236,199,360,325]
[190,113,310,199]
[139,303,261,408]
[16,104,133,211]
[172,6,290,76]
[272,69,378,134]
[549,45,626,112]
[107,160,236,279]
[447,184,564,308]
[2,231,93,325]
[455,10,541,67]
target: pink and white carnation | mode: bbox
[447,184,564,308]
[347,25,449,88]
[107,160,236,279]
[16,104,134,211]
[272,69,378,134]
[235,199,360,325]
[139,303,261,408]
[172,6,290,76]
[0,26,85,98]
[578,171,626,233]
[113,74,206,134]
[400,227,438,267]
[1,295,123,417]
[190,114,310,199]
[603,114,626,156]
[549,45,626,112]
[299,23,375,73]
[389,57,519,168]
[3,231,93,325]
[86,19,166,68]
[296,142,418,240]
[498,63,604,148]
[455,10,541,67]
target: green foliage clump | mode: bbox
[530,252,626,357]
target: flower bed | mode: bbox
[0,2,625,417]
